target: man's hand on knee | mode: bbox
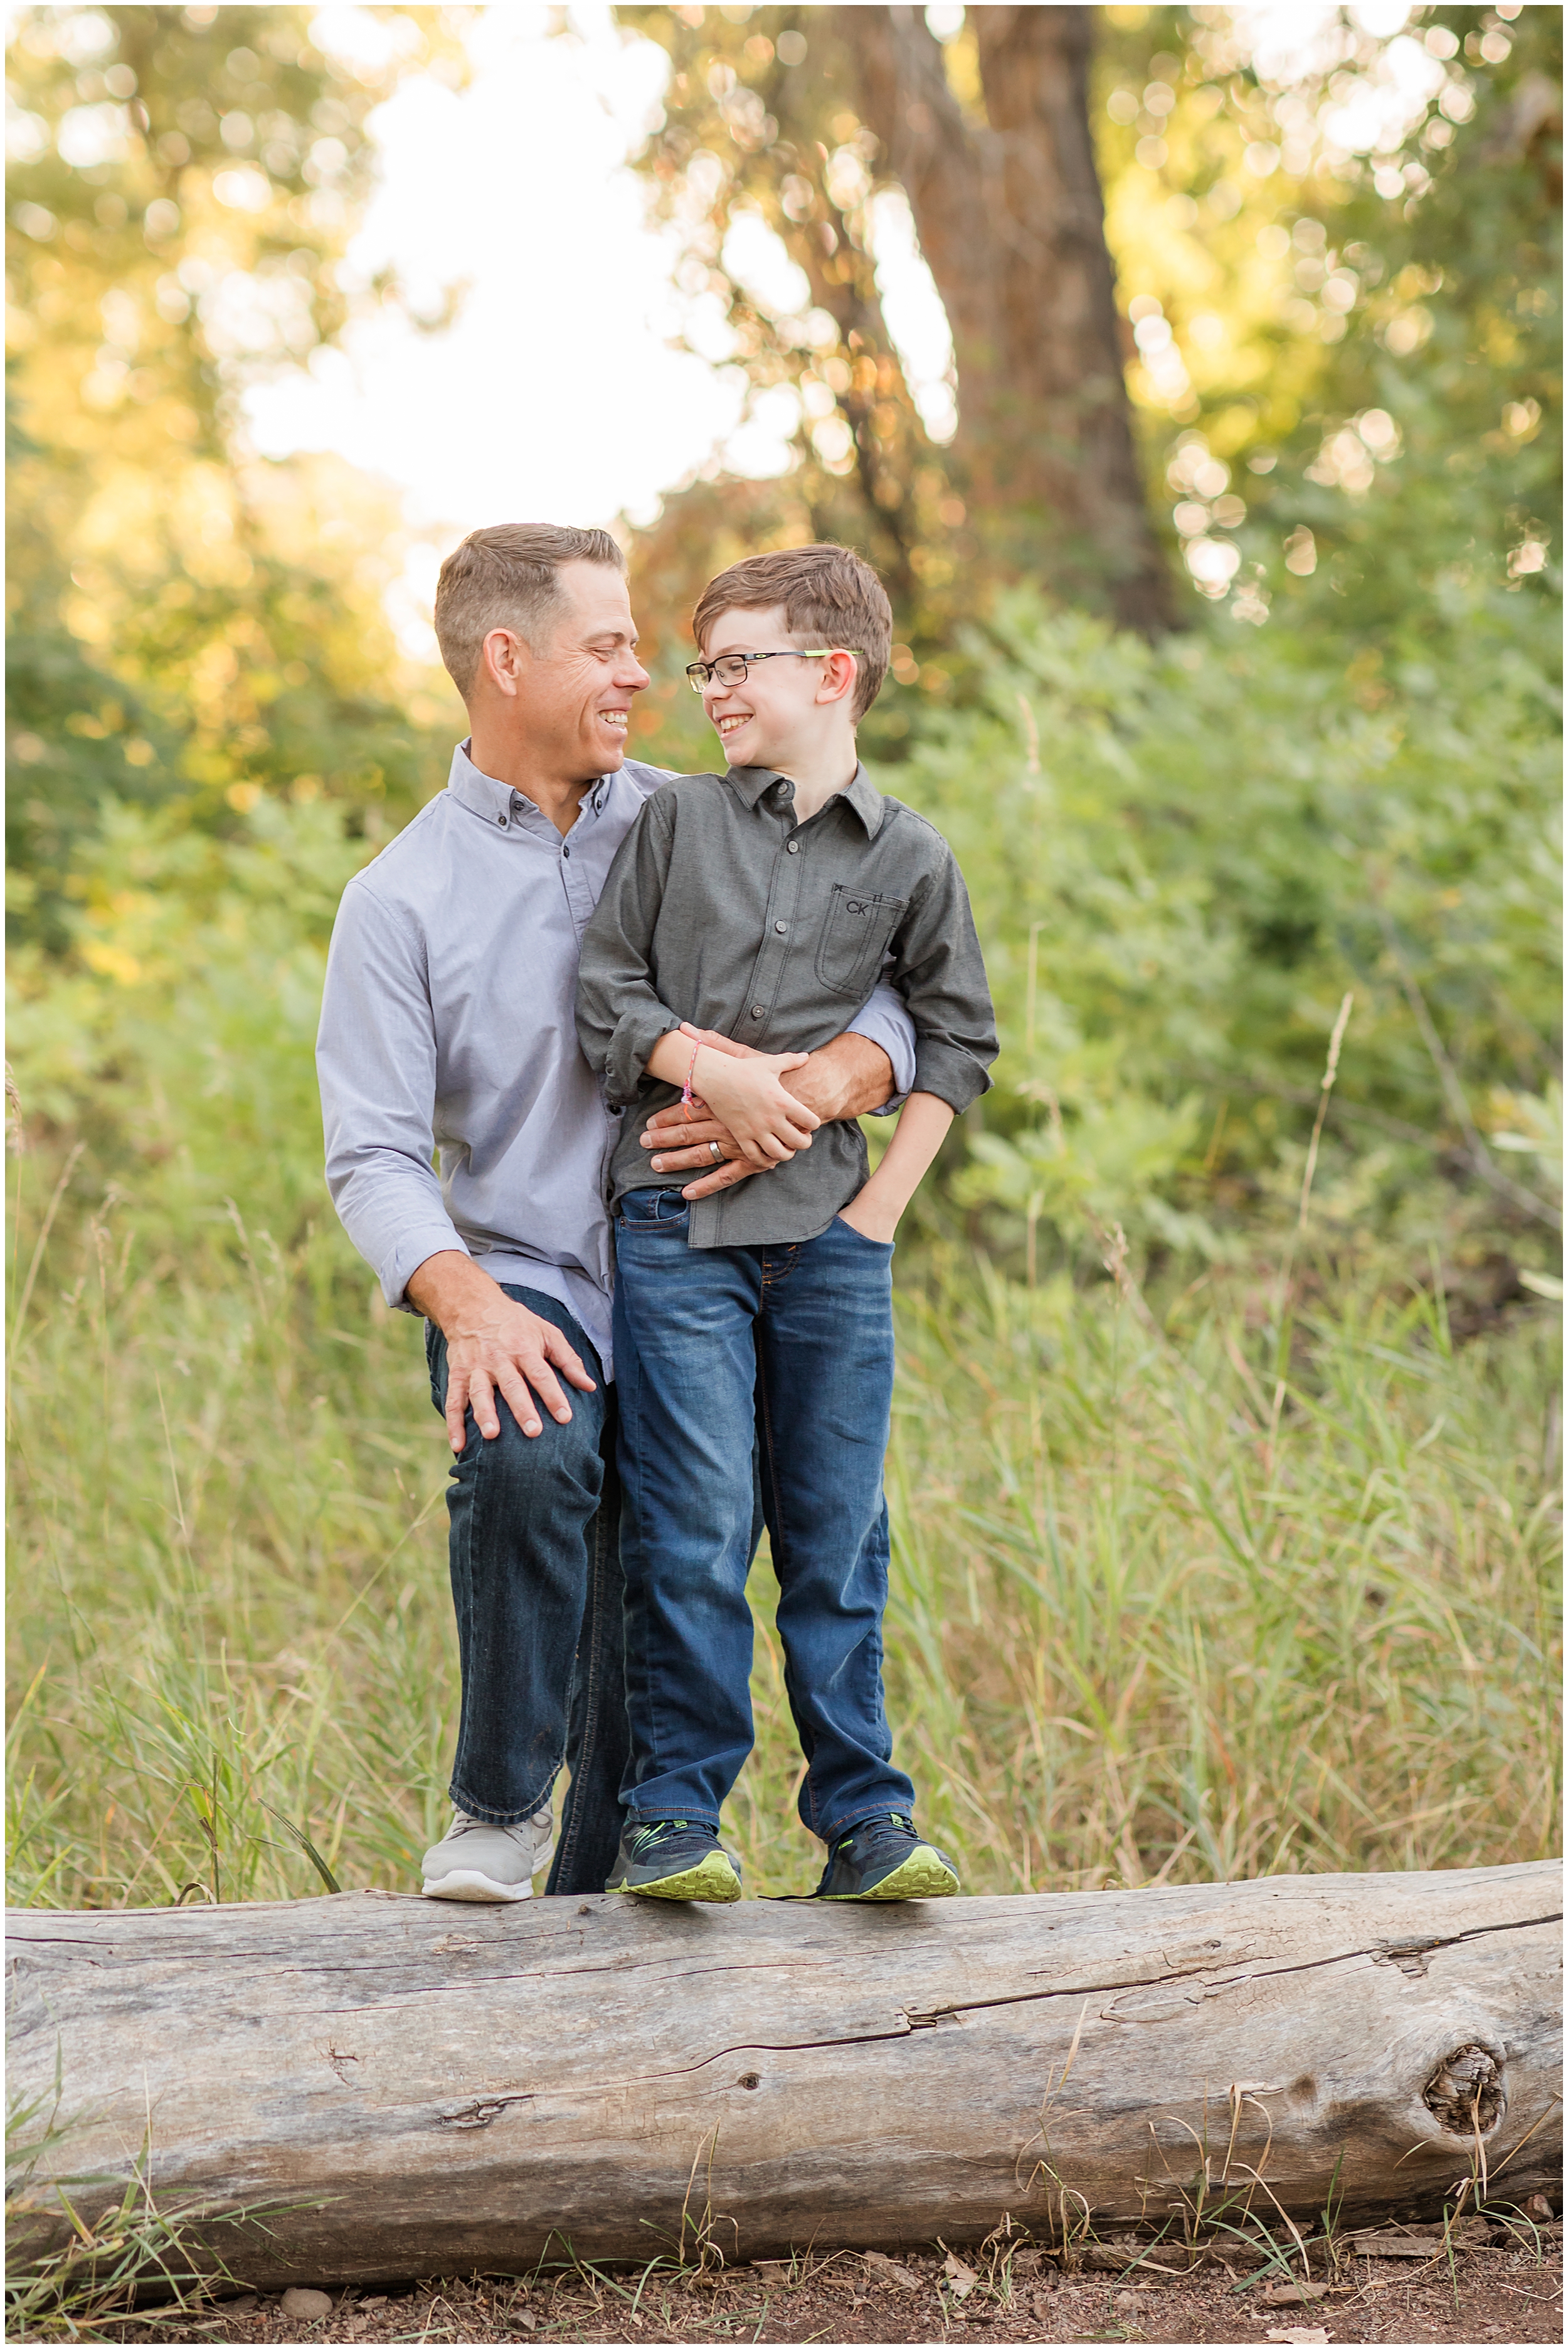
[638,1022,897,1200]
[406,1251,596,1449]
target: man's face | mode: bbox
[700,603,851,770]
[506,560,649,778]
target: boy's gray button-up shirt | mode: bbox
[576,761,997,1250]
[315,744,918,1379]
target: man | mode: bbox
[315,523,914,1901]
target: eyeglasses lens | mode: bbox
[687,655,753,692]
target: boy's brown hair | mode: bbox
[692,543,892,721]
[435,522,624,696]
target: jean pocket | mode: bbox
[617,1185,691,1233]
[832,1213,895,1253]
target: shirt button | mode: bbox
[773,920,788,934]
[497,814,507,827]
[562,845,571,857]
[786,840,800,854]
[750,1005,764,1020]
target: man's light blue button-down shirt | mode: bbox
[316,743,917,1379]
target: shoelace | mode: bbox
[629,1818,707,1859]
[452,1808,551,1840]
[835,1811,918,1860]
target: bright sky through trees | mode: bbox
[243,7,748,591]
[243,1,960,654]
[242,0,1470,657]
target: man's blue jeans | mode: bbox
[425,1285,629,1896]
[612,1188,916,1845]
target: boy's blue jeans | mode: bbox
[425,1285,630,1896]
[612,1187,916,1846]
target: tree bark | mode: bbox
[835,4,1173,634]
[7,1864,1559,2289]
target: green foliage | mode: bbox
[6,1121,1560,1911]
[876,583,1560,1273]
[1098,3,1562,639]
[5,5,465,946]
[8,796,368,1251]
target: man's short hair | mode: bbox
[434,523,625,696]
[691,543,892,721]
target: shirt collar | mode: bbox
[724,760,886,839]
[447,741,615,829]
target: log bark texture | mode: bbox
[7,1863,1559,2288]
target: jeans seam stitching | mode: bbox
[557,1473,608,1880]
[756,1330,820,1835]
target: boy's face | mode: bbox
[699,603,856,772]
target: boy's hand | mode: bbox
[835,1194,899,1244]
[691,1042,820,1169]
[642,1025,897,1197]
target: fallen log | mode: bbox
[6,1862,1559,2289]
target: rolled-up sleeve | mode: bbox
[574,796,682,1104]
[317,879,466,1310]
[845,975,916,1112]
[890,845,997,1113]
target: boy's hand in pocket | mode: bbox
[836,1194,899,1244]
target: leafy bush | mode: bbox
[876,586,1560,1277]
[8,795,369,1261]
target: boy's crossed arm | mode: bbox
[642,1026,821,1170]
[657,1029,948,1240]
[640,1026,909,1201]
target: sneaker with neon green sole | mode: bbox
[608,1818,743,1902]
[814,1813,960,1901]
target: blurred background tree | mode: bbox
[625,3,1172,637]
[6,2,467,948]
[619,3,1557,703]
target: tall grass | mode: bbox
[7,1164,1559,1909]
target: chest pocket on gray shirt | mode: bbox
[815,884,908,997]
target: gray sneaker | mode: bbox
[420,1806,555,1902]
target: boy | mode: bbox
[575,544,995,1902]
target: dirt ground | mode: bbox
[100,2227,1563,2347]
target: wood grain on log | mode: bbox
[6,1863,1559,2288]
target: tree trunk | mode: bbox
[7,1864,1558,2289]
[837,4,1173,633]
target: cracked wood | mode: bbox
[6,1862,1560,2287]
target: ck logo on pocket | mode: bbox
[816,883,908,993]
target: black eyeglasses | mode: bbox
[684,649,865,694]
